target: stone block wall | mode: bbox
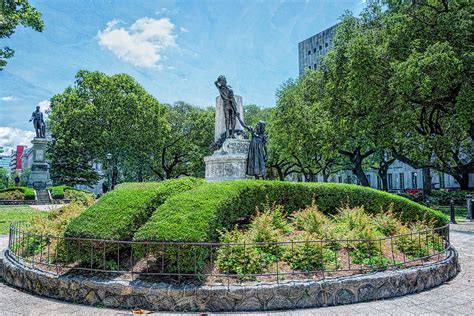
[0,249,460,312]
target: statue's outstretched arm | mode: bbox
[236,112,250,131]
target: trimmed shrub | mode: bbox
[291,203,333,237]
[0,190,24,200]
[428,190,473,206]
[333,206,384,264]
[49,186,93,200]
[134,180,447,244]
[65,178,204,241]
[372,208,399,236]
[215,227,271,277]
[133,180,446,273]
[0,187,35,200]
[248,205,289,258]
[395,222,444,259]
[283,233,338,271]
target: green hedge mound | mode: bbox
[49,185,92,200]
[0,187,36,200]
[64,177,204,240]
[134,180,447,243]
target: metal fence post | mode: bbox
[450,198,457,224]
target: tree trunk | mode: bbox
[353,164,370,186]
[377,157,395,191]
[351,150,370,187]
[323,172,329,182]
[422,167,432,196]
[339,148,373,187]
[454,170,470,190]
[276,166,285,181]
[379,172,388,191]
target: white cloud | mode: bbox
[1,96,16,102]
[155,8,170,16]
[0,127,34,153]
[97,17,177,68]
[37,100,51,113]
[180,27,188,33]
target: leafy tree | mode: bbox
[384,0,473,189]
[0,168,9,189]
[273,1,472,190]
[271,75,344,182]
[0,0,44,70]
[149,102,213,180]
[243,104,272,128]
[49,70,169,187]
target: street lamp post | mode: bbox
[106,153,112,193]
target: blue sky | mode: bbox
[0,0,364,152]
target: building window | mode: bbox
[319,45,322,50]
[313,63,317,69]
[412,172,418,189]
[377,176,382,189]
[388,173,393,190]
[313,48,317,53]
[367,174,371,186]
[399,173,405,190]
[338,176,342,183]
[325,42,328,48]
[439,172,445,188]
[308,50,311,55]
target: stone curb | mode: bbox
[0,248,460,312]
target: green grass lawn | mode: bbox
[0,205,48,234]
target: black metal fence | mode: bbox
[7,222,451,284]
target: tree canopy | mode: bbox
[271,0,473,189]
[0,0,43,70]
[48,71,214,187]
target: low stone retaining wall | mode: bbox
[0,249,460,312]
[0,200,37,205]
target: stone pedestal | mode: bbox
[204,138,250,181]
[214,95,245,141]
[27,138,52,190]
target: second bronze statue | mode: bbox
[235,112,268,180]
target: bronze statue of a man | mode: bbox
[214,75,238,139]
[29,105,46,138]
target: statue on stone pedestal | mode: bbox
[214,75,238,139]
[236,113,268,179]
[29,105,46,138]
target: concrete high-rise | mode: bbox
[298,24,337,75]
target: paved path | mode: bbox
[0,223,473,315]
[30,204,65,212]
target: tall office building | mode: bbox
[0,147,10,171]
[10,145,27,174]
[298,24,337,75]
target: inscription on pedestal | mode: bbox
[204,138,250,181]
